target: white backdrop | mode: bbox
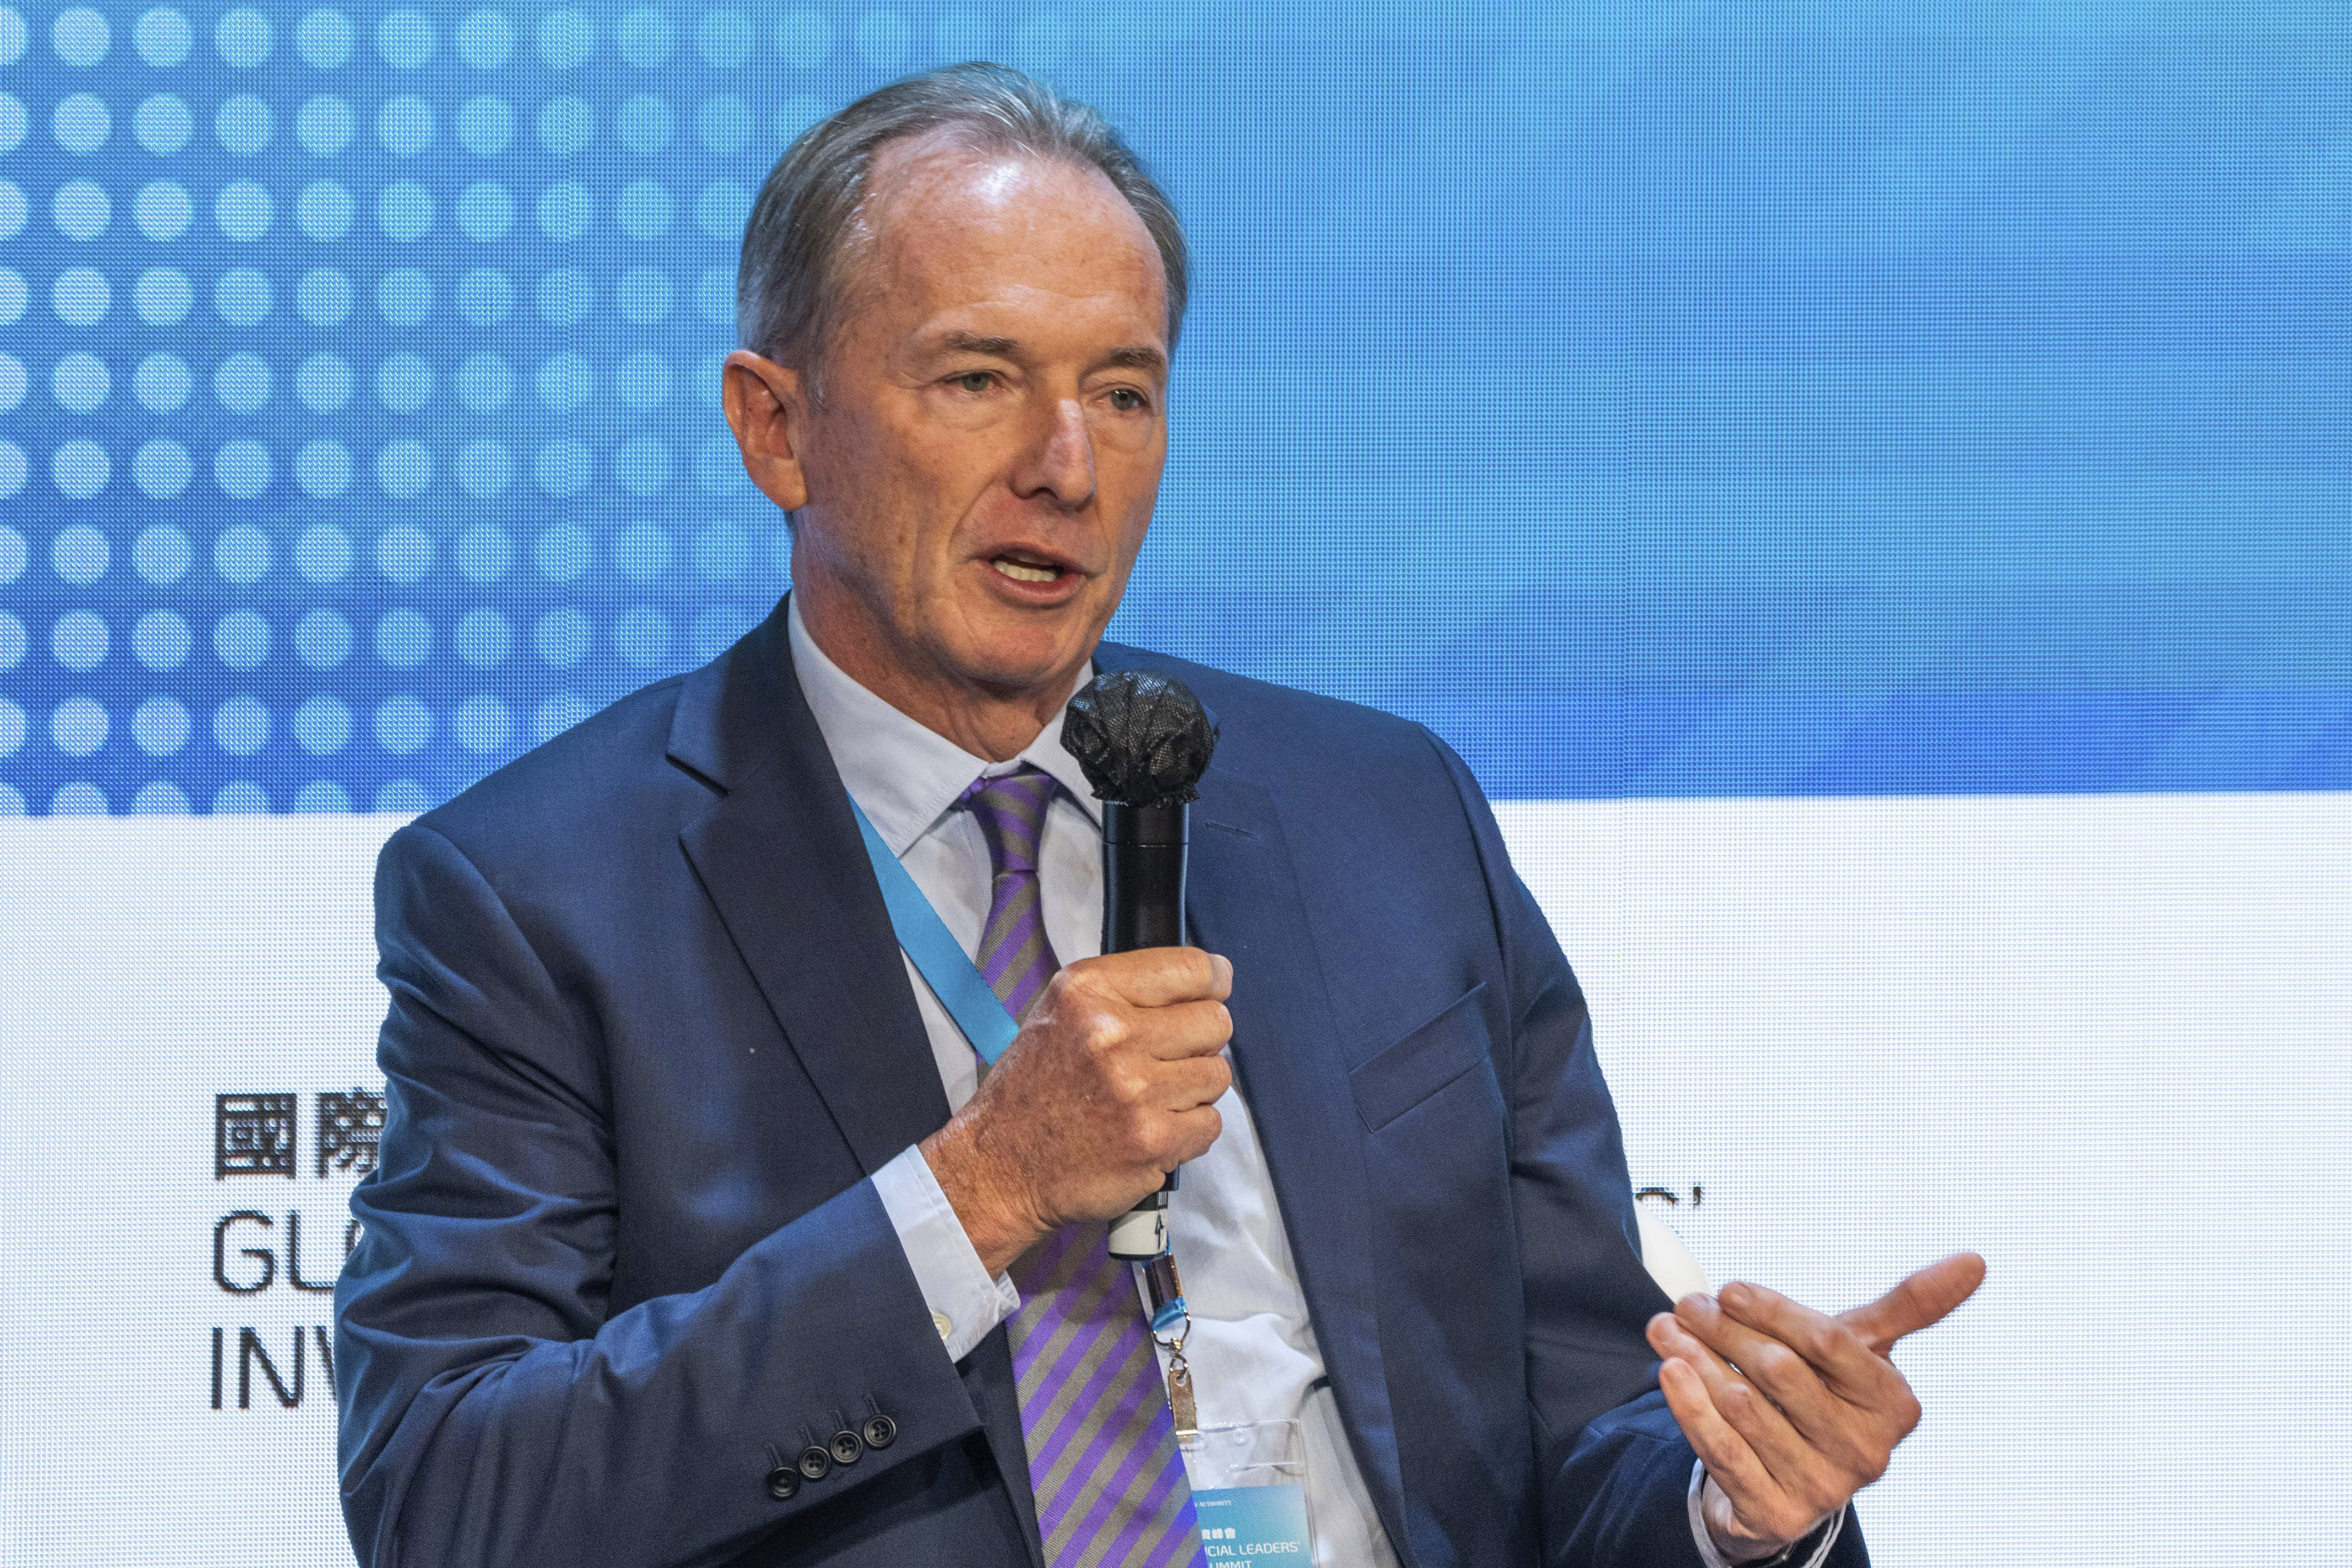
[3,796,2346,1563]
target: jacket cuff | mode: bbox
[1686,1463,1844,1568]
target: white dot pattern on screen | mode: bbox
[5,1,821,814]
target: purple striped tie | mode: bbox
[956,768,1207,1568]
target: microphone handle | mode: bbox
[1100,800,1188,1260]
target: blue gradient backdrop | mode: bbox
[2,1,2348,814]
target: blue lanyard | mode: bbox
[847,796,1020,1065]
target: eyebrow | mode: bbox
[1102,345,1168,376]
[938,332,1020,359]
[933,331,1167,378]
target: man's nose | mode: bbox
[1009,397,1096,510]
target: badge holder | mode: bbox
[1139,1234,1310,1557]
[1179,1417,1314,1561]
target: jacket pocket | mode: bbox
[1347,982,1491,1132]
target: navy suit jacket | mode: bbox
[335,600,1868,1568]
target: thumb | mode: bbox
[1837,1251,1987,1358]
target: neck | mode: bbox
[794,585,1083,764]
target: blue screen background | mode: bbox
[2,0,2347,814]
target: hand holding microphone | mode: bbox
[919,670,1224,1276]
[923,947,1233,1277]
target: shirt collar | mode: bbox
[787,593,1102,857]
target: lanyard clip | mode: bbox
[1141,1252,1187,1333]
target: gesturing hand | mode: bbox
[1645,1252,1987,1563]
[921,948,1235,1275]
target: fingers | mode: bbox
[1156,1053,1233,1111]
[1649,1342,1816,1548]
[1650,1312,1831,1507]
[1052,954,1232,1059]
[1836,1252,1987,1357]
[1679,1293,1905,1481]
[1710,1282,1909,1413]
[1115,1099,1224,1175]
[1138,997,1234,1060]
[949,952,1238,1256]
[1078,947,1232,1008]
[1654,1253,1981,1544]
[1160,1102,1224,1167]
[1104,1033,1227,1165]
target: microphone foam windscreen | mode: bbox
[1061,671,1218,807]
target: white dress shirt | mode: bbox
[789,598,1834,1568]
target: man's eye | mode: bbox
[1107,388,1146,412]
[953,371,994,394]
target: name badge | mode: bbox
[1183,1420,1314,1561]
[1193,1483,1311,1558]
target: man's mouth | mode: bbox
[988,551,1070,585]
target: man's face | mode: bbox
[734,138,1171,707]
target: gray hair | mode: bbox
[735,62,1188,397]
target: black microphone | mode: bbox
[1062,669,1218,1262]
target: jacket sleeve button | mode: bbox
[765,1465,800,1501]
[861,1414,898,1450]
[797,1445,833,1482]
[829,1429,863,1466]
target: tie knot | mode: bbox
[957,765,1057,876]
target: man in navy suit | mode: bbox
[335,63,1980,1568]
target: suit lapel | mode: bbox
[673,605,952,1176]
[671,604,1046,1566]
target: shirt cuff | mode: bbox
[871,1143,1021,1363]
[1686,1462,1844,1568]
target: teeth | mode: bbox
[992,558,1059,583]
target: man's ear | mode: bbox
[721,350,812,512]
